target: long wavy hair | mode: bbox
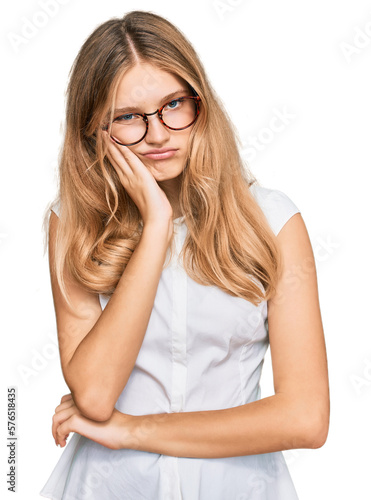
[42,10,283,312]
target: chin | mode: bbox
[152,171,182,183]
[147,160,186,182]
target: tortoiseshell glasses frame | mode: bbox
[102,95,202,147]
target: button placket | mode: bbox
[170,223,188,414]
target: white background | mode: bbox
[1,0,370,498]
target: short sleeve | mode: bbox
[50,199,61,217]
[249,184,300,236]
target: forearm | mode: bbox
[128,394,325,458]
[66,221,172,420]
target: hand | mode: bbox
[103,133,173,226]
[52,393,136,450]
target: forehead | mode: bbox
[115,63,189,108]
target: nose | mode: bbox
[145,112,170,145]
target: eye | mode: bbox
[116,113,135,121]
[165,99,182,110]
[113,113,144,128]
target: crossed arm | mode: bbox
[51,212,330,459]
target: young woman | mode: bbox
[40,10,329,500]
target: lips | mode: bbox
[142,148,178,160]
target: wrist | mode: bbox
[124,412,170,453]
[142,219,174,243]
[123,414,145,451]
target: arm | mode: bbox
[53,213,330,454]
[123,212,330,457]
[50,141,173,422]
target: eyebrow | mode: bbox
[114,89,190,115]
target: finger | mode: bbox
[56,414,86,448]
[106,145,133,188]
[103,132,148,176]
[52,408,76,438]
[103,133,133,177]
[52,406,79,443]
[60,393,72,403]
[56,419,73,447]
[55,398,74,414]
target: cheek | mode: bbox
[179,130,193,152]
[126,144,141,156]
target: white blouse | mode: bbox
[40,183,300,500]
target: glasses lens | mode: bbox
[109,98,199,145]
[162,98,198,129]
[110,114,146,145]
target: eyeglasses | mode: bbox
[102,95,201,146]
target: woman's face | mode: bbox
[112,62,195,183]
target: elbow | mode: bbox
[308,419,329,449]
[72,390,115,422]
[300,405,330,449]
[64,370,116,422]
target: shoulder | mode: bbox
[50,199,61,218]
[249,183,301,237]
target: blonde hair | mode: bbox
[43,10,282,311]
